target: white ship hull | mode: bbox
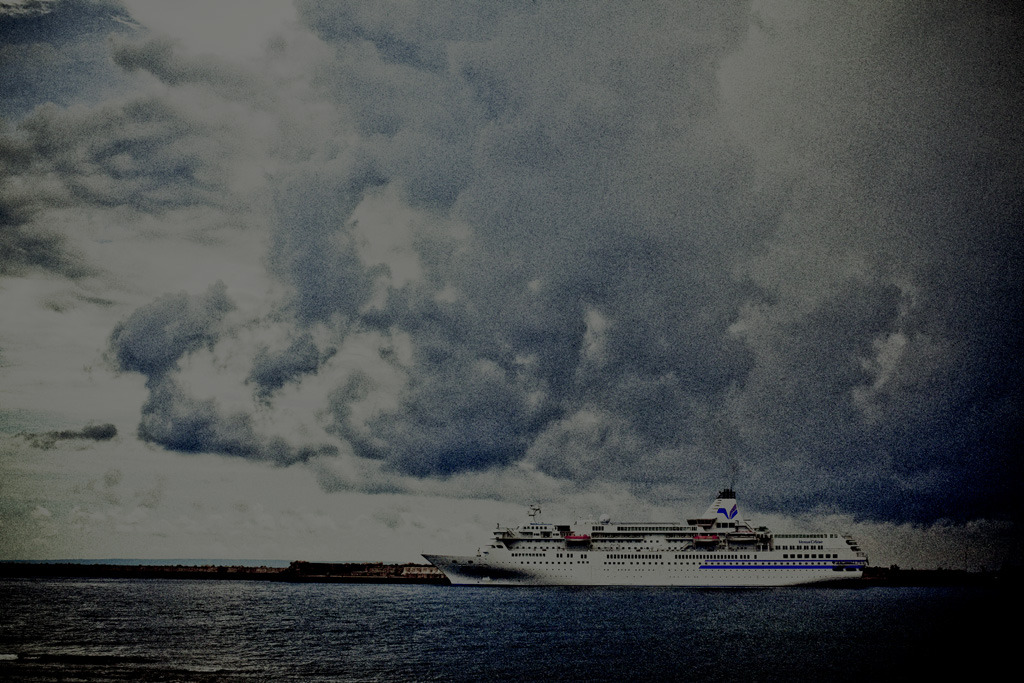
[424,553,864,587]
[424,489,867,587]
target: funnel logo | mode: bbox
[717,504,738,519]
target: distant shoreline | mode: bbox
[0,561,449,585]
[0,562,1012,587]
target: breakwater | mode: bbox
[0,561,449,584]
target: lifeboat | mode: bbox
[564,534,591,542]
[694,534,719,545]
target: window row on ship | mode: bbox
[508,558,842,566]
[507,551,843,561]
[510,552,585,558]
[772,535,842,541]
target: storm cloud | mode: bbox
[5,0,1021,529]
[313,1,1019,522]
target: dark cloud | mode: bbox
[137,377,337,465]
[715,0,1024,521]
[268,161,383,324]
[283,0,755,480]
[328,350,542,477]
[108,281,234,378]
[0,124,93,278]
[247,332,336,401]
[18,422,117,449]
[286,1,1022,522]
[108,283,339,464]
[0,90,238,286]
[110,36,267,105]
[0,30,246,282]
[0,0,137,118]
[0,0,123,40]
[0,201,93,278]
[14,96,233,212]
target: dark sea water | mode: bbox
[0,579,1010,681]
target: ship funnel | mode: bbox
[702,489,741,523]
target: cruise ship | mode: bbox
[424,489,867,586]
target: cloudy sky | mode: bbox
[1,0,1020,569]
